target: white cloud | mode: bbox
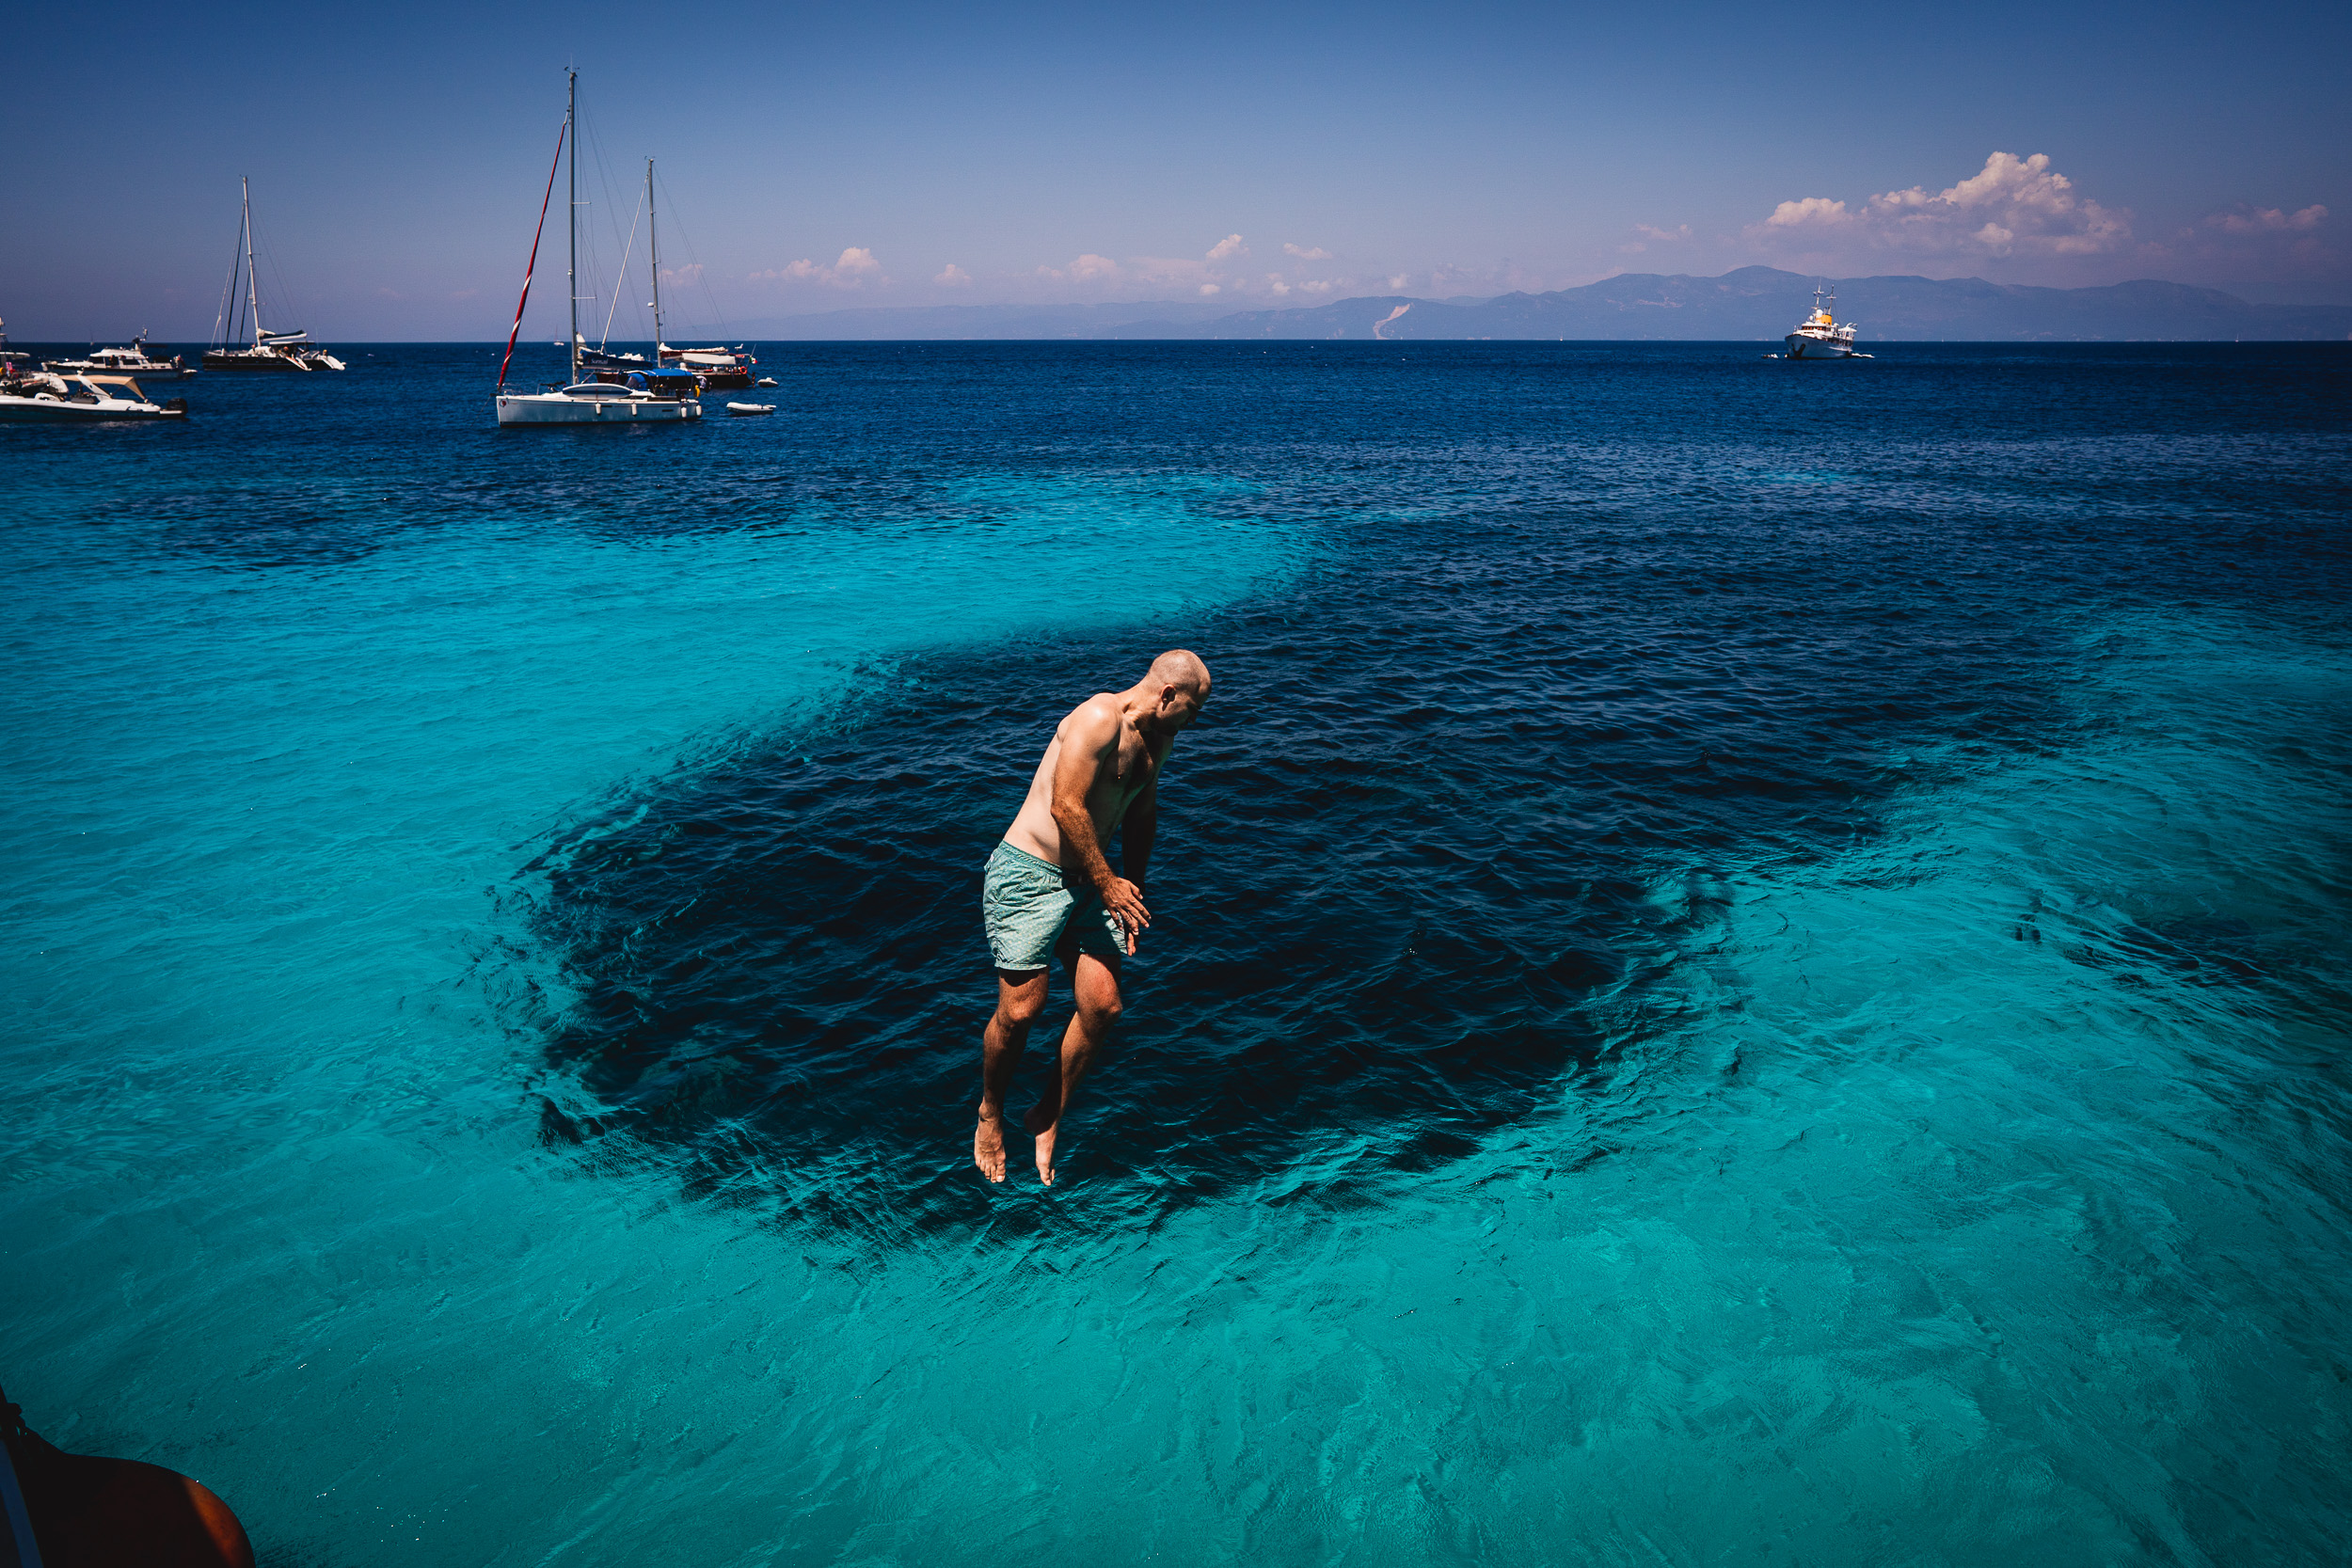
[1206,233,1247,261]
[1751,151,2131,260]
[1300,279,1335,294]
[1037,252,1125,284]
[1388,274,1408,290]
[660,261,706,286]
[1200,283,1221,295]
[934,262,973,286]
[2156,202,2338,282]
[749,246,885,288]
[1268,276,1290,296]
[1622,223,1692,252]
[1282,243,1332,260]
[2210,203,2327,235]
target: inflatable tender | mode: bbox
[1,1386,251,1568]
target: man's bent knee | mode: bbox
[994,971,1049,1029]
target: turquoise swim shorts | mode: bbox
[982,840,1125,972]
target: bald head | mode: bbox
[1129,649,1210,736]
[1148,648,1212,697]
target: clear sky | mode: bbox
[5,0,2346,340]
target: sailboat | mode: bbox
[495,74,702,425]
[577,157,705,406]
[202,180,345,372]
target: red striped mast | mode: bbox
[496,105,568,394]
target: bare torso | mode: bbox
[1003,693,1168,865]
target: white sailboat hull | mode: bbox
[496,392,700,424]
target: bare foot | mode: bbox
[1024,1102,1060,1185]
[975,1110,1009,1182]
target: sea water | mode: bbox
[2,341,2347,1566]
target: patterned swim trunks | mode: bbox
[982,839,1125,971]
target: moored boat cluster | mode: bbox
[8,83,777,429]
[494,73,768,425]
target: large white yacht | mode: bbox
[44,335,193,379]
[1784,285,1863,358]
[0,372,186,422]
[494,76,702,426]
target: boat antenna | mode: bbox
[244,177,262,347]
[566,70,580,386]
[496,107,568,394]
[648,157,663,361]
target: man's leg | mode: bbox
[1025,945,1122,1184]
[977,968,1048,1181]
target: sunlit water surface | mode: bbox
[4,342,2348,1566]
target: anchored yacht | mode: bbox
[44,335,193,378]
[1784,285,1863,359]
[204,180,345,372]
[0,372,187,422]
[494,76,702,425]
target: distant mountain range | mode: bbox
[743,267,2352,342]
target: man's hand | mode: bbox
[1101,877,1151,955]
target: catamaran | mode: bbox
[204,180,345,372]
[495,75,702,425]
[1784,285,1864,359]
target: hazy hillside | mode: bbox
[749,268,2352,341]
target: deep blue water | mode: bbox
[4,341,2349,1566]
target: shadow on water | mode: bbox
[520,632,1620,1243]
[514,524,2059,1243]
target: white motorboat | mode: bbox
[1784,285,1864,359]
[44,334,193,378]
[660,343,755,388]
[494,78,701,425]
[203,181,345,372]
[724,402,773,416]
[0,372,186,422]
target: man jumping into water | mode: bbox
[975,650,1212,1183]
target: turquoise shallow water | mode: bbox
[3,342,2349,1565]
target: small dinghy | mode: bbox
[724,402,773,417]
[754,376,777,388]
[2,1385,253,1567]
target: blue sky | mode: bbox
[4,0,2345,339]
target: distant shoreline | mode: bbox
[17,269,2351,347]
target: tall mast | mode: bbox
[243,177,262,347]
[566,70,580,383]
[219,198,246,352]
[647,157,663,359]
